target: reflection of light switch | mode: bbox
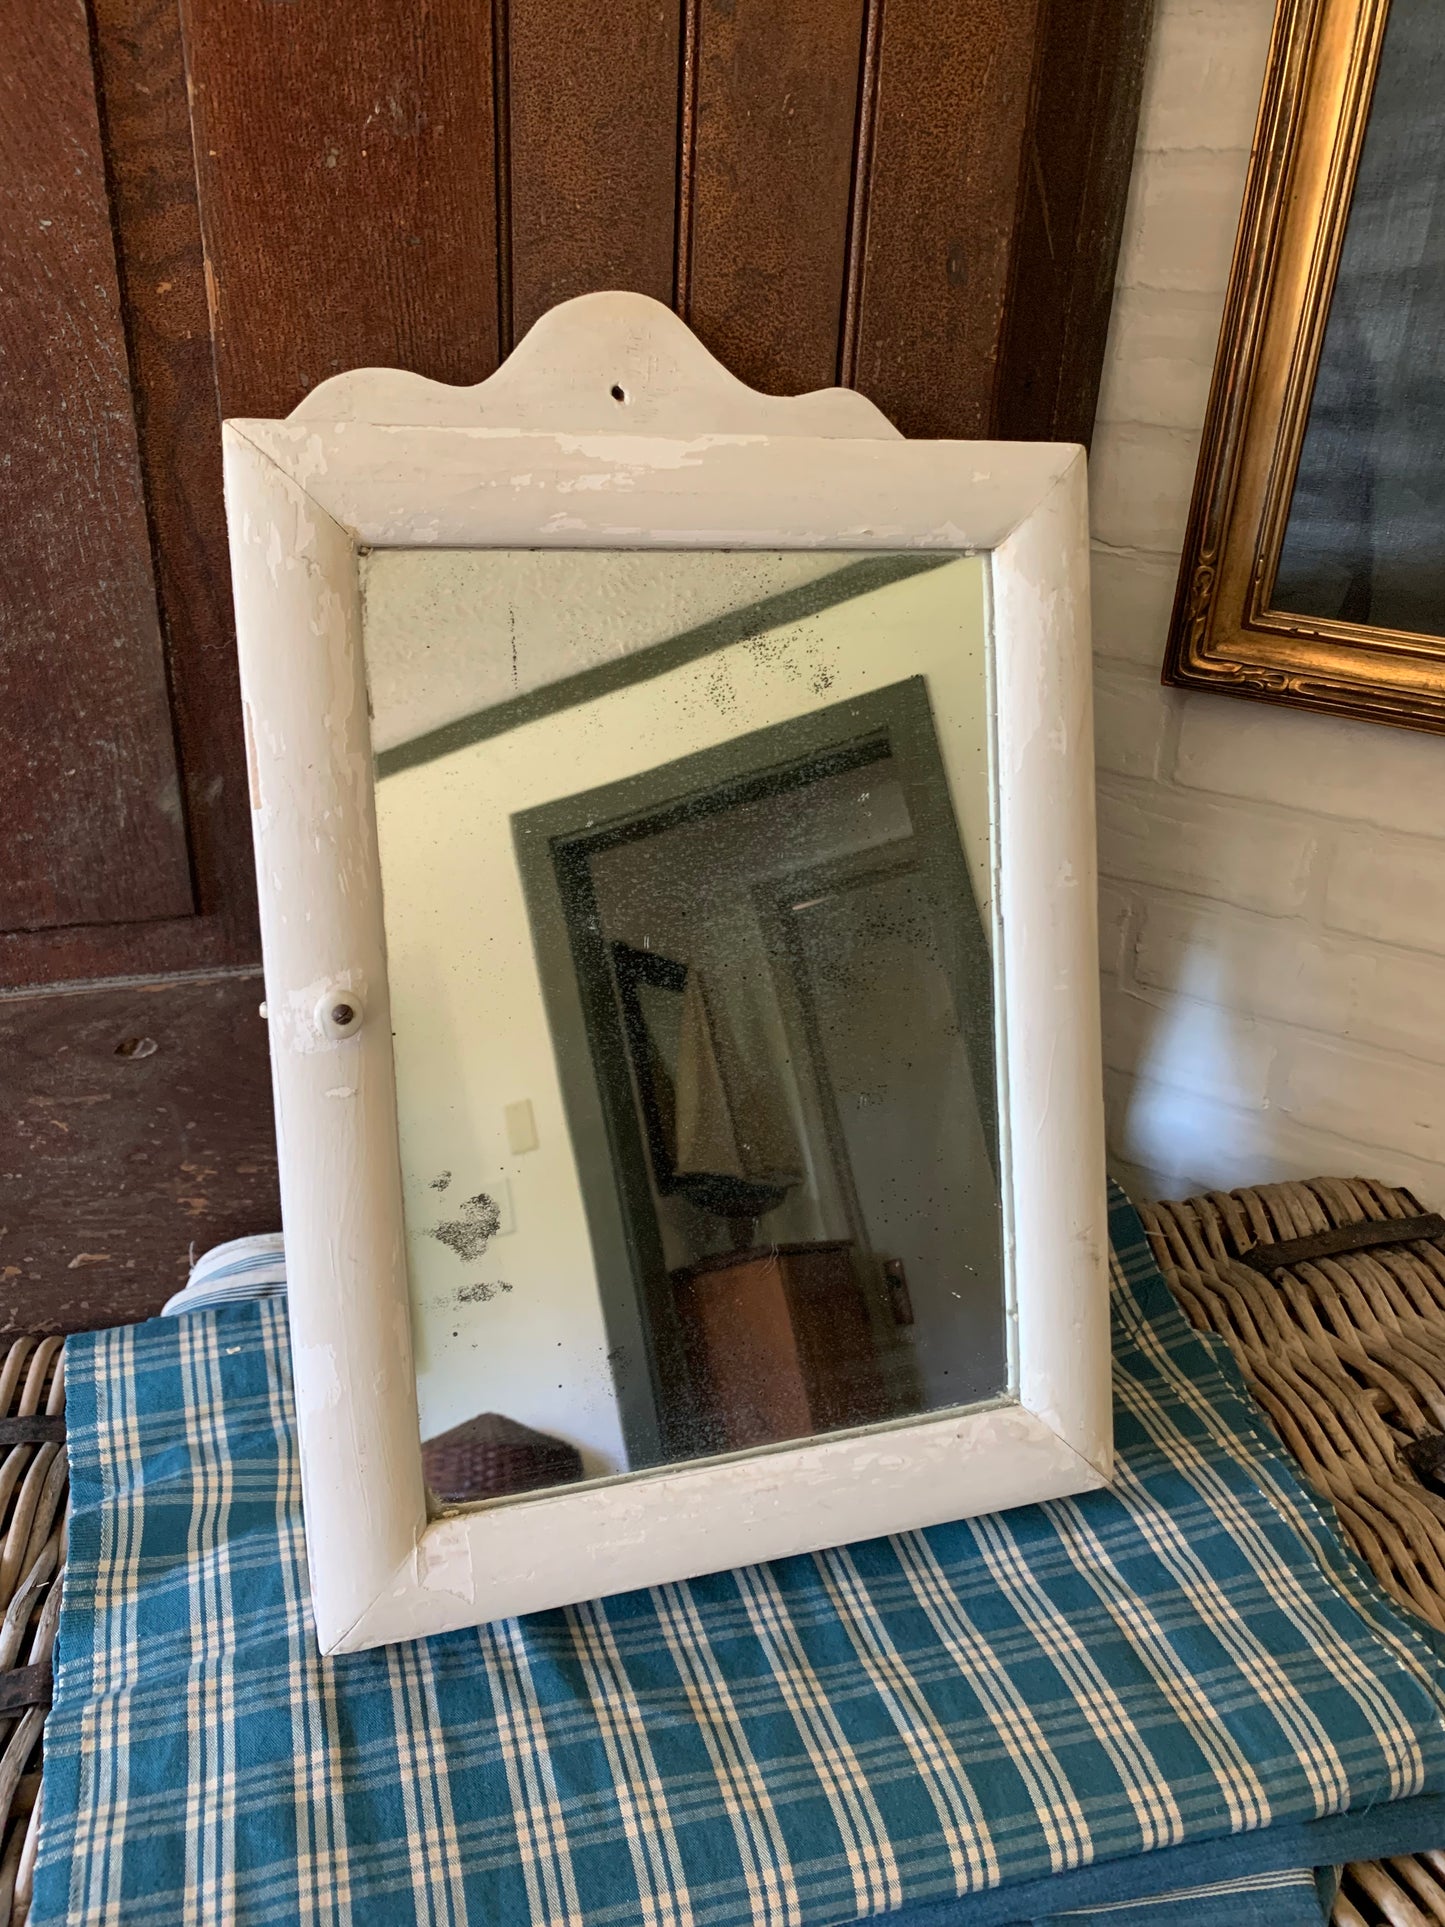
[491,1178,516,1237]
[505,1099,538,1154]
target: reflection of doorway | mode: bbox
[514,677,1002,1470]
[763,854,1005,1413]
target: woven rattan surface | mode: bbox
[1142,1177,1445,1927]
[0,1339,66,1927]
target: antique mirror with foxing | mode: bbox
[223,293,1109,1653]
[1166,0,1445,730]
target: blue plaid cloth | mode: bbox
[33,1190,1445,1925]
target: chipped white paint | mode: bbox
[222,291,1109,1655]
[288,294,900,440]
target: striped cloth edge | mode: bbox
[160,1231,286,1316]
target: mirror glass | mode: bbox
[361,550,1007,1510]
[1271,0,1445,638]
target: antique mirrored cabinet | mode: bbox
[223,293,1109,1653]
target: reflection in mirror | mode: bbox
[361,551,1005,1511]
[1272,0,1445,637]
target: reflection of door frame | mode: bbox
[515,702,891,1462]
[760,843,1005,1412]
[753,846,924,1265]
[610,940,689,1197]
[512,676,991,1465]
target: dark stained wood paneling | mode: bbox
[179,0,503,416]
[0,973,279,1332]
[507,0,681,342]
[1,904,244,995]
[0,0,267,993]
[91,0,257,943]
[851,0,1044,438]
[684,0,866,397]
[993,0,1155,445]
[0,0,193,937]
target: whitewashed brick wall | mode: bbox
[1093,0,1445,1205]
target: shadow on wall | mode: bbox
[1103,925,1280,1203]
[1100,883,1445,1208]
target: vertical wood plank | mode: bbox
[838,0,885,389]
[507,0,681,341]
[852,0,1043,438]
[179,0,502,416]
[90,0,258,946]
[992,0,1155,445]
[684,0,865,397]
[0,0,194,936]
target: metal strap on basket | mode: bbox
[1239,1213,1445,1276]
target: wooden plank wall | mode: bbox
[0,0,1153,1327]
[0,0,194,939]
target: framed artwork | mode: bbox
[1164,0,1445,730]
[222,291,1109,1654]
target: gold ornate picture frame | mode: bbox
[1165,0,1445,732]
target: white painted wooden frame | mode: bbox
[222,292,1110,1655]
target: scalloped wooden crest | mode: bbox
[287,290,901,440]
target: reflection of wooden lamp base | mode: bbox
[672,1240,886,1453]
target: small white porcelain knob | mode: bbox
[316,989,364,1042]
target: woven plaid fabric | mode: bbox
[33,1190,1445,1926]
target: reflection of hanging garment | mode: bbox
[674,970,743,1179]
[673,967,802,1184]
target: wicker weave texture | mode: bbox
[0,1338,66,1927]
[1141,1177,1445,1927]
[421,1411,585,1505]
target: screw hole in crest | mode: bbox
[610,383,627,403]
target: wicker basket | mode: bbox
[0,1338,67,1927]
[422,1411,584,1505]
[1140,1177,1445,1927]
